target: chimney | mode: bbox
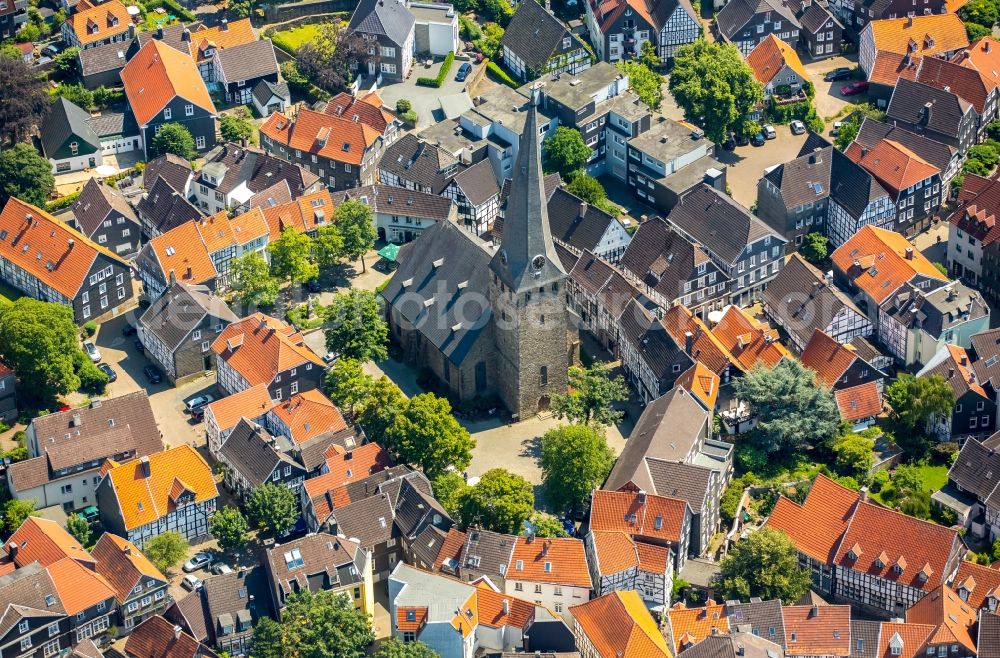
[67,238,74,249]
[921,102,932,125]
[182,28,191,42]
[948,367,956,378]
[906,15,913,26]
[905,247,914,260]
[124,545,131,555]
[859,486,868,502]
[986,40,992,53]
[684,331,694,354]
[186,266,192,279]
[169,269,176,285]
[502,599,510,615]
[139,456,151,478]
[961,353,969,365]
[7,541,16,560]
[156,24,163,39]
[128,23,136,39]
[579,201,587,219]
[174,625,183,640]
[220,18,228,30]
[637,489,647,505]
[811,604,819,617]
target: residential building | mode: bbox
[767,474,965,617]
[835,382,883,435]
[183,19,258,84]
[502,536,591,623]
[913,55,1000,134]
[942,434,1000,542]
[800,329,888,391]
[546,187,631,263]
[584,530,672,608]
[203,384,275,458]
[885,79,978,156]
[501,0,590,81]
[262,532,374,617]
[918,344,997,441]
[954,559,1000,612]
[858,14,969,79]
[761,254,873,352]
[135,221,217,302]
[5,516,95,570]
[69,178,141,259]
[378,134,462,196]
[786,0,842,59]
[9,393,161,512]
[711,304,791,372]
[91,534,169,634]
[0,362,16,423]
[135,176,203,241]
[0,0,26,39]
[677,632,784,658]
[617,299,694,403]
[947,171,1000,305]
[123,615,218,658]
[95,445,219,547]
[197,566,269,657]
[666,184,786,306]
[845,0,946,34]
[570,589,671,658]
[782,604,852,658]
[410,2,459,56]
[212,39,279,106]
[217,418,308,499]
[664,600,730,653]
[442,159,501,236]
[589,489,691,572]
[347,0,414,81]
[121,39,217,158]
[715,0,801,55]
[661,303,740,385]
[565,250,645,355]
[583,0,698,62]
[61,0,132,50]
[331,184,457,244]
[855,117,961,187]
[39,97,143,174]
[747,34,809,96]
[252,80,290,118]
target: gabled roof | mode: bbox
[980,613,1000,658]
[143,219,216,287]
[200,142,319,199]
[766,474,860,564]
[143,153,193,194]
[876,622,935,658]
[855,118,955,178]
[711,305,789,371]
[449,158,500,206]
[220,419,302,488]
[886,78,975,140]
[866,14,968,60]
[914,55,992,114]
[125,614,219,658]
[323,443,393,486]
[91,533,165,604]
[139,281,238,353]
[918,343,989,402]
[46,557,116,616]
[324,91,394,131]
[196,208,270,254]
[214,39,279,84]
[830,225,948,304]
[211,313,325,387]
[845,139,939,196]
[72,178,138,238]
[269,389,348,445]
[547,188,622,254]
[187,18,257,63]
[886,280,989,341]
[122,39,216,127]
[662,304,739,377]
[956,37,1000,92]
[667,601,730,653]
[747,34,808,86]
[0,197,129,299]
[500,0,583,72]
[906,585,977,653]
[590,530,647,576]
[66,0,132,47]
[348,0,415,46]
[260,107,380,166]
[834,381,882,421]
[949,171,1000,247]
[7,517,94,569]
[203,384,275,435]
[782,604,851,656]
[727,599,786,647]
[331,184,455,223]
[571,590,671,658]
[508,537,591,588]
[259,189,334,240]
[39,97,101,159]
[103,445,219,531]
[800,329,861,388]
[716,0,798,39]
[590,489,688,544]
[378,134,460,194]
[264,532,364,603]
[954,560,1000,610]
[675,361,720,411]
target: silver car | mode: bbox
[83,342,101,363]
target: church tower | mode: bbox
[488,89,569,418]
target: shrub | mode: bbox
[486,60,518,88]
[83,321,97,337]
[46,191,81,213]
[401,109,418,124]
[77,361,108,394]
[395,99,412,113]
[870,469,889,493]
[140,0,195,22]
[931,441,959,465]
[417,51,455,88]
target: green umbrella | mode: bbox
[377,243,400,262]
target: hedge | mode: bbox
[142,0,195,23]
[46,190,80,213]
[486,60,517,88]
[416,51,455,88]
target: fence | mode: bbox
[258,0,355,25]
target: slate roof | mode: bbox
[348,0,415,47]
[617,298,693,388]
[381,220,492,366]
[978,612,1000,658]
[620,217,723,304]
[331,184,454,222]
[461,528,517,580]
[78,40,128,78]
[333,492,397,547]
[829,147,891,219]
[252,79,290,109]
[379,134,460,195]
[143,153,193,194]
[71,177,138,238]
[449,158,499,206]
[947,435,1000,509]
[136,176,203,235]
[547,188,621,253]
[139,281,237,353]
[886,78,975,140]
[164,591,210,642]
[851,620,881,658]
[971,328,1000,387]
[264,532,365,605]
[200,143,319,198]
[220,419,302,488]
[0,563,66,637]
[214,39,278,83]
[669,184,781,265]
[500,0,582,73]
[202,566,269,644]
[727,599,786,648]
[40,97,102,159]
[716,0,798,39]
[569,250,641,318]
[886,281,989,340]
[680,633,784,658]
[763,147,832,212]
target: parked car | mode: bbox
[825,67,853,81]
[840,81,869,96]
[121,323,136,336]
[41,43,60,57]
[322,351,339,364]
[185,394,215,413]
[831,120,843,135]
[97,363,116,383]
[181,574,202,591]
[722,134,736,150]
[183,552,214,572]
[143,365,162,384]
[751,132,766,147]
[302,279,322,294]
[763,124,777,140]
[83,342,101,363]
[790,119,806,135]
[455,62,472,82]
[735,133,750,147]
[212,563,234,575]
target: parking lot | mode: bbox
[802,54,862,120]
[375,56,483,130]
[717,127,810,209]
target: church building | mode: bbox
[380,91,571,418]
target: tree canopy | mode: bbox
[150,123,195,159]
[617,59,663,110]
[268,227,318,285]
[552,363,629,426]
[220,111,256,145]
[65,514,92,547]
[323,289,388,362]
[295,23,371,93]
[143,531,188,574]
[457,468,534,534]
[0,52,48,145]
[246,482,299,537]
[0,299,88,401]
[251,590,374,658]
[373,639,440,658]
[669,39,764,143]
[542,126,591,178]
[229,252,279,308]
[539,424,614,513]
[799,232,830,267]
[335,199,377,272]
[384,393,474,478]
[210,506,250,553]
[0,143,55,207]
[715,527,812,604]
[4,500,37,534]
[884,374,954,457]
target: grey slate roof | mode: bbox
[546,187,620,253]
[348,0,415,47]
[165,591,210,642]
[379,134,461,195]
[381,220,492,366]
[979,612,1000,658]
[829,148,890,219]
[40,97,101,158]
[265,532,364,604]
[500,0,581,73]
[88,110,138,139]
[850,620,881,658]
[78,40,128,78]
[252,79,289,107]
[797,132,833,156]
[200,143,319,197]
[459,528,516,580]
[971,328,1000,387]
[642,459,713,511]
[716,0,798,39]
[143,153,193,193]
[333,492,397,547]
[946,436,1000,509]
[139,281,238,352]
[668,184,781,265]
[449,158,499,206]
[620,216,724,304]
[0,563,66,638]
[72,177,138,237]
[332,184,455,222]
[886,78,975,140]
[677,633,783,658]
[202,567,270,644]
[215,39,279,83]
[727,599,786,648]
[616,298,693,389]
[137,176,203,234]
[409,524,448,568]
[133,22,198,56]
[761,254,867,349]
[220,419,302,488]
[882,280,989,340]
[762,147,832,210]
[795,1,838,33]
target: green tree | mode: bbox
[967,20,993,40]
[143,531,188,574]
[457,468,534,534]
[960,0,998,28]
[229,251,279,308]
[0,143,55,207]
[210,506,250,553]
[900,489,931,519]
[315,224,345,269]
[384,394,474,478]
[246,482,299,537]
[830,433,875,481]
[617,59,663,111]
[431,471,469,520]
[482,0,513,24]
[474,22,505,58]
[714,527,811,604]
[799,232,829,266]
[552,363,629,426]
[323,357,375,412]
[0,299,84,401]
[355,376,406,439]
[53,83,94,110]
[892,464,924,498]
[65,513,92,547]
[884,374,954,457]
[93,86,123,109]
[151,123,195,158]
[251,590,374,658]
[4,499,37,534]
[669,39,764,143]
[324,289,388,362]
[542,126,591,177]
[335,199,377,272]
[0,52,49,145]
[220,111,256,145]
[77,359,109,394]
[527,512,569,538]
[51,47,80,80]
[639,39,660,70]
[734,360,841,455]
[834,120,860,150]
[540,424,614,513]
[566,174,609,206]
[268,227,318,285]
[374,638,440,658]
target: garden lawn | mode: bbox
[0,282,22,307]
[869,464,948,506]
[269,23,326,54]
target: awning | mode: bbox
[377,243,400,262]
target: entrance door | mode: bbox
[203,355,212,371]
[538,395,551,411]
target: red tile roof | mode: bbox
[204,384,275,433]
[323,92,394,133]
[949,172,1000,247]
[953,560,1000,610]
[7,517,94,569]
[434,528,467,570]
[122,39,215,127]
[675,362,720,411]
[146,221,217,287]
[508,537,591,588]
[747,34,809,85]
[187,18,256,63]
[395,606,427,632]
[711,305,789,371]
[260,108,376,166]
[91,533,165,603]
[590,530,641,575]
[834,381,883,421]
[212,313,324,387]
[868,51,919,86]
[66,0,132,47]
[783,604,852,656]
[125,614,217,658]
[322,443,392,486]
[475,583,535,629]
[800,329,859,388]
[868,14,969,61]
[877,622,936,658]
[846,140,940,195]
[571,590,671,658]
[270,389,348,445]
[662,305,739,376]
[259,190,335,241]
[766,474,860,564]
[667,601,730,652]
[955,37,1000,92]
[906,585,978,652]
[47,557,116,615]
[590,489,688,545]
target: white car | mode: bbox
[183,552,213,572]
[181,574,202,591]
[212,563,234,575]
[790,120,806,135]
[832,121,843,135]
[185,395,215,413]
[763,125,777,140]
[83,342,101,363]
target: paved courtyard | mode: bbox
[802,53,862,120]
[375,56,483,130]
[716,128,810,209]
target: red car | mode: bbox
[840,81,869,96]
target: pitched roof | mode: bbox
[570,590,671,658]
[91,533,165,603]
[0,197,129,299]
[954,560,1000,610]
[918,343,989,403]
[783,604,852,656]
[136,176,204,237]
[348,0,415,46]
[667,601,730,652]
[331,184,455,223]
[260,108,377,166]
[203,384,274,435]
[978,612,1000,658]
[855,118,956,175]
[905,585,977,653]
[7,517,94,568]
[675,361,720,411]
[914,56,992,114]
[39,97,102,159]
[199,143,318,200]
[547,188,622,254]
[669,184,781,265]
[322,443,393,486]
[377,134,460,195]
[834,381,882,421]
[78,40,130,78]
[46,557,116,616]
[662,304,738,376]
[800,329,861,388]
[886,78,974,140]
[956,37,1000,93]
[143,153,192,194]
[474,582,536,629]
[72,177,138,238]
[66,0,132,47]
[499,0,582,72]
[103,445,219,531]
[711,305,789,371]
[264,532,364,603]
[845,139,939,196]
[876,622,935,658]
[219,419,302,487]
[727,599,786,647]
[125,614,219,658]
[716,0,798,38]
[867,14,968,60]
[214,39,278,83]
[122,39,215,127]
[830,225,947,304]
[766,474,860,564]
[747,34,808,85]
[139,281,238,353]
[589,530,643,576]
[450,158,500,206]
[269,389,348,445]
[211,313,324,387]
[950,172,1000,247]
[323,91,393,133]
[187,18,256,62]
[590,489,688,544]
[508,537,590,588]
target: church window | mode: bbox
[540,366,548,386]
